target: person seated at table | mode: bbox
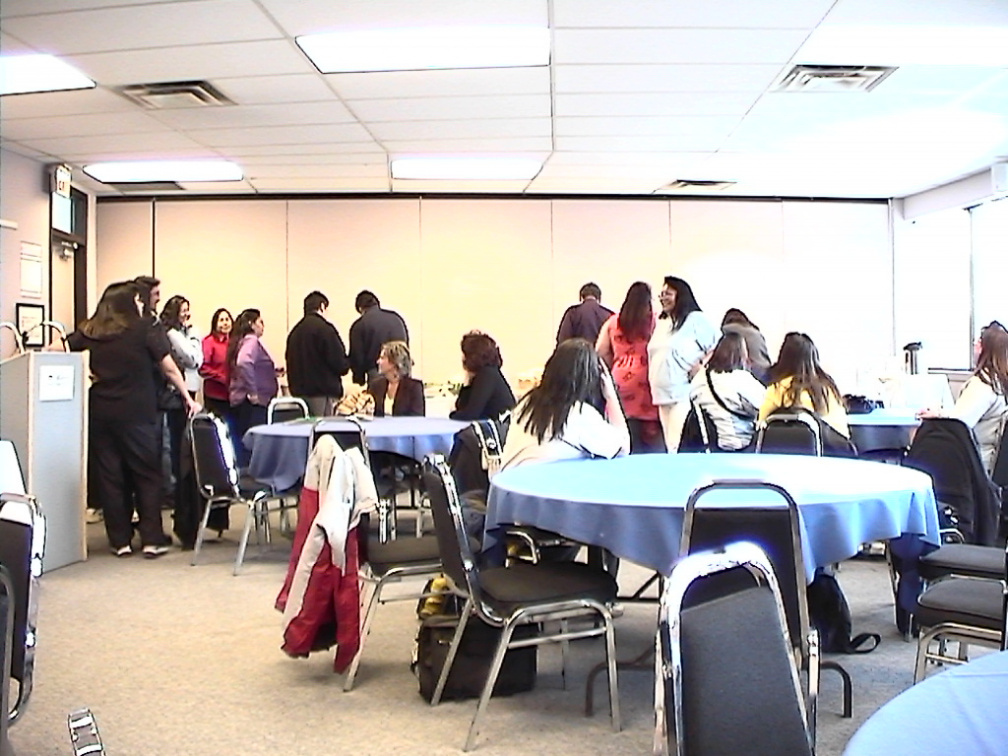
[759,331,850,440]
[501,338,630,469]
[918,321,1008,473]
[689,331,765,451]
[449,331,516,421]
[721,307,771,384]
[368,340,425,417]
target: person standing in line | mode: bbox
[348,290,408,385]
[721,307,771,384]
[596,281,664,452]
[200,307,234,421]
[556,282,614,345]
[286,291,350,416]
[67,280,198,558]
[228,308,280,467]
[647,276,718,452]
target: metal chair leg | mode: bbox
[559,619,570,690]
[190,499,216,567]
[234,498,257,576]
[432,598,474,706]
[465,619,518,751]
[343,576,384,692]
[603,614,621,733]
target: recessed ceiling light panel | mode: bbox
[0,54,95,96]
[297,26,550,73]
[392,157,543,181]
[83,160,243,184]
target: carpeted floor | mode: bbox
[9,513,935,755]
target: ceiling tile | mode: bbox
[0,87,134,119]
[349,95,549,122]
[149,101,356,130]
[245,163,388,179]
[327,67,550,100]
[65,40,314,87]
[1,0,281,54]
[555,92,758,117]
[1,110,170,140]
[212,74,335,105]
[187,123,375,147]
[1,0,185,18]
[176,178,256,192]
[25,130,208,157]
[59,146,223,163]
[217,144,385,158]
[554,115,740,140]
[525,177,662,194]
[237,153,386,167]
[248,177,392,192]
[553,64,783,94]
[555,134,731,152]
[383,137,553,153]
[258,0,547,36]
[0,31,33,53]
[552,0,835,29]
[390,178,532,193]
[822,0,1008,27]
[554,29,809,65]
[876,66,1008,95]
[369,118,551,141]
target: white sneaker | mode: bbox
[85,508,103,524]
[142,544,170,559]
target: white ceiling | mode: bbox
[1,0,1006,198]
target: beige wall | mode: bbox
[96,195,893,390]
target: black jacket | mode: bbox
[285,313,349,399]
[556,299,613,345]
[348,307,408,384]
[450,366,516,422]
[904,418,1000,545]
[368,376,425,417]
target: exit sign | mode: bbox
[54,164,71,198]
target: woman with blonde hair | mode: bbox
[368,340,425,416]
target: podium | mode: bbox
[0,351,86,571]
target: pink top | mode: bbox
[598,313,658,421]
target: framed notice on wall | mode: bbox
[16,302,45,348]
[19,241,43,298]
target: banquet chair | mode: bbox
[680,479,853,720]
[677,400,719,453]
[0,492,45,727]
[423,454,620,752]
[755,411,823,455]
[341,525,443,691]
[654,542,814,756]
[0,566,14,754]
[267,396,310,424]
[913,543,1008,682]
[189,413,295,575]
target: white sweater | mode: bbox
[689,368,766,451]
[951,375,1008,473]
[647,311,718,406]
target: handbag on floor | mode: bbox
[807,572,880,654]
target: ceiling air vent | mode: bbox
[117,80,234,109]
[661,179,736,191]
[775,65,896,93]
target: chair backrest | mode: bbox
[311,417,370,468]
[992,415,1008,489]
[267,396,310,424]
[656,542,812,756]
[471,419,505,480]
[422,454,485,608]
[0,566,12,743]
[448,418,509,495]
[755,410,822,456]
[678,401,718,453]
[679,480,809,656]
[0,493,45,724]
[189,413,240,503]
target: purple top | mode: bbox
[229,334,278,407]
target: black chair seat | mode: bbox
[237,473,271,499]
[367,535,441,574]
[916,578,1005,631]
[920,544,1005,582]
[479,561,617,615]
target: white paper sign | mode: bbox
[39,365,74,402]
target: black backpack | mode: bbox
[806,572,880,654]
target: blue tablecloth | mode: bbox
[848,408,920,454]
[844,650,1008,756]
[486,454,940,579]
[243,416,468,491]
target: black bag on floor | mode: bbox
[806,572,880,654]
[415,614,537,702]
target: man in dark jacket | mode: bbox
[348,290,408,385]
[556,282,613,345]
[286,291,350,416]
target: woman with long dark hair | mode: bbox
[228,308,279,466]
[920,321,1008,472]
[721,307,771,384]
[501,338,630,468]
[596,281,663,452]
[199,307,233,420]
[689,331,766,450]
[67,280,198,557]
[759,332,850,438]
[647,276,718,452]
[449,331,516,421]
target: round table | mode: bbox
[843,649,1008,756]
[848,408,920,455]
[486,454,940,578]
[244,416,468,491]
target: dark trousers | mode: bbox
[232,400,267,468]
[89,417,166,549]
[627,418,666,454]
[165,406,190,509]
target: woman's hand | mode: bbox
[184,394,201,418]
[248,393,260,406]
[916,408,941,419]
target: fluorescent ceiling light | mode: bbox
[297,26,550,73]
[392,157,543,181]
[0,54,95,96]
[83,160,243,183]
